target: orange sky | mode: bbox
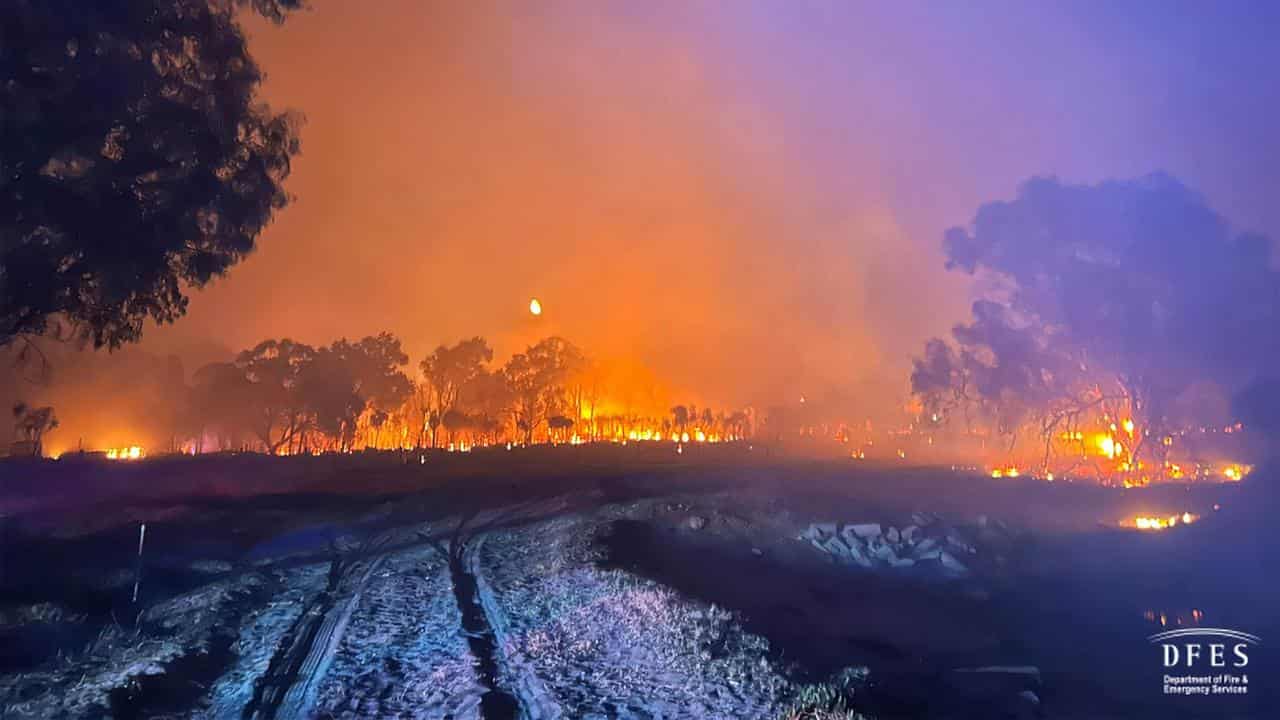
[137,1,968,411]
[18,0,1280,456]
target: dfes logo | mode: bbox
[1149,628,1261,668]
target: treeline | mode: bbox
[176,333,750,455]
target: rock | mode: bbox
[890,557,916,568]
[911,512,935,526]
[1011,689,1042,719]
[190,560,233,574]
[915,537,939,553]
[845,542,873,567]
[872,543,899,563]
[814,522,838,537]
[686,515,707,531]
[822,536,851,557]
[939,551,968,573]
[847,523,882,538]
[915,549,942,561]
[885,526,901,544]
[901,525,920,544]
[947,533,975,554]
[750,547,763,557]
[839,525,858,545]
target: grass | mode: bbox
[779,665,875,720]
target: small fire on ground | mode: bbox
[1126,512,1198,530]
[105,446,144,460]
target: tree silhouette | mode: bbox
[547,415,574,442]
[459,368,511,446]
[12,402,58,455]
[502,337,578,444]
[914,174,1280,474]
[420,337,492,447]
[235,338,314,454]
[671,405,689,434]
[1,0,302,353]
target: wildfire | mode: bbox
[1222,465,1250,481]
[1095,434,1120,459]
[105,446,144,460]
[1130,512,1197,530]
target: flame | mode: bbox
[1131,512,1197,530]
[1223,465,1250,481]
[528,297,542,316]
[105,446,144,461]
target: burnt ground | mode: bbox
[1,445,1278,718]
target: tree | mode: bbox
[547,415,574,442]
[320,332,411,448]
[12,402,58,456]
[914,174,1280,475]
[440,408,470,447]
[190,361,255,451]
[291,332,410,451]
[671,405,689,434]
[502,336,579,444]
[557,344,589,433]
[341,332,412,414]
[235,338,314,454]
[1,0,302,353]
[420,337,492,447]
[296,346,361,450]
[459,368,512,446]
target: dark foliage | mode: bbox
[1,0,302,349]
[914,174,1280,458]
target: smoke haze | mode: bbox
[11,0,1280,451]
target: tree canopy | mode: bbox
[913,174,1280,469]
[1,0,302,351]
[502,336,580,444]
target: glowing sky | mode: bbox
[137,0,1280,411]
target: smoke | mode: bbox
[11,1,1280,452]
[130,0,964,418]
[1,343,191,457]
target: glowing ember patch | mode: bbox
[1223,465,1249,481]
[528,298,542,316]
[1096,434,1117,459]
[105,446,144,460]
[1130,512,1197,530]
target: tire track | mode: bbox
[450,532,563,720]
[243,535,395,720]
[245,499,578,720]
